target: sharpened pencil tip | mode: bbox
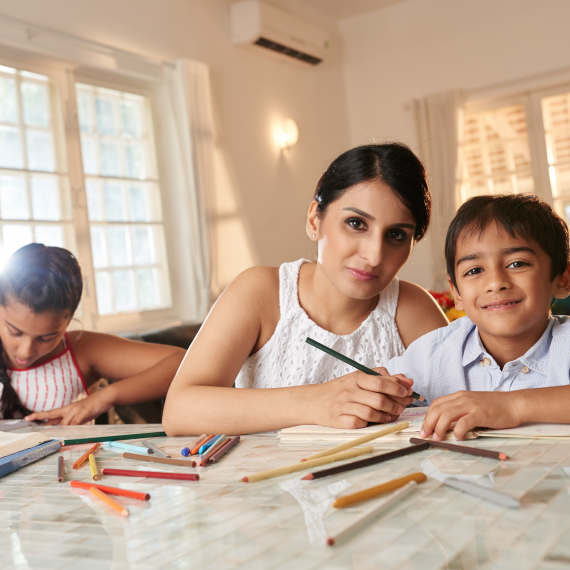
[240,477,249,483]
[301,474,313,480]
[300,458,306,462]
[326,538,335,546]
[499,453,508,461]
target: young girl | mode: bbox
[0,243,185,425]
[164,143,449,436]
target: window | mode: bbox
[0,64,74,265]
[76,84,171,316]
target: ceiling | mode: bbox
[300,0,408,21]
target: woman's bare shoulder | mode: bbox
[396,280,449,347]
[224,266,279,307]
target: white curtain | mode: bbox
[413,90,464,291]
[158,59,217,323]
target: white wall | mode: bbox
[0,0,351,294]
[339,0,570,290]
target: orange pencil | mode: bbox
[89,487,129,517]
[70,480,150,500]
[72,443,101,469]
[191,434,214,455]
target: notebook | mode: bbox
[475,422,570,439]
[0,439,61,478]
[0,431,52,460]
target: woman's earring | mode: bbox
[311,234,316,239]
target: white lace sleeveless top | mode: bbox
[235,259,405,389]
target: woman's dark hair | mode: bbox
[0,244,83,418]
[314,143,431,241]
[445,194,570,290]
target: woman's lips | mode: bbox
[15,357,31,366]
[348,267,378,282]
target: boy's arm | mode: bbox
[420,386,570,441]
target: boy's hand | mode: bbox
[310,367,415,429]
[420,391,523,441]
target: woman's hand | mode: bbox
[25,389,115,426]
[309,367,415,429]
[419,391,523,441]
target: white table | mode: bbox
[1,424,570,569]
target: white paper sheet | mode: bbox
[0,431,51,459]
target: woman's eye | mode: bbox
[465,267,483,276]
[346,218,366,230]
[388,229,406,241]
[7,330,20,338]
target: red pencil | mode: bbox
[69,480,151,500]
[101,468,199,481]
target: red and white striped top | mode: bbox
[2,333,89,415]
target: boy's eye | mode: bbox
[346,218,366,230]
[508,261,528,268]
[465,267,483,276]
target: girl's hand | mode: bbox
[25,389,115,426]
[419,391,523,441]
[309,367,415,429]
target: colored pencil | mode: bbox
[199,435,228,467]
[182,434,207,456]
[141,440,170,458]
[327,481,418,546]
[108,441,152,454]
[191,434,214,455]
[240,446,374,483]
[122,452,197,468]
[101,468,199,481]
[302,442,430,481]
[301,422,409,462]
[333,472,427,508]
[199,434,221,455]
[89,487,129,517]
[443,477,520,508]
[306,337,424,401]
[72,443,101,469]
[62,431,167,446]
[409,437,509,461]
[210,436,240,464]
[57,456,64,483]
[89,453,102,481]
[70,480,150,500]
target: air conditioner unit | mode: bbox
[229,1,329,66]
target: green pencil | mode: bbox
[305,337,424,401]
[61,431,167,446]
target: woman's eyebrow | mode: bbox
[342,207,374,220]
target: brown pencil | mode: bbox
[122,452,197,468]
[302,442,430,480]
[408,438,509,460]
[57,456,64,483]
[209,436,240,464]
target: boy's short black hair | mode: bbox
[445,194,570,289]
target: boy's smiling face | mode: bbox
[450,223,570,349]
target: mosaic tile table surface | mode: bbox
[1,424,570,570]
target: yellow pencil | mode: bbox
[301,421,409,462]
[240,446,374,483]
[333,472,427,508]
[89,453,102,481]
[89,487,129,517]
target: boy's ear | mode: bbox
[448,277,464,311]
[553,262,570,299]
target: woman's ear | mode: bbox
[306,200,320,241]
[554,262,570,299]
[448,277,464,311]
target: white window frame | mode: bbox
[0,46,183,334]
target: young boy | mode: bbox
[383,193,570,441]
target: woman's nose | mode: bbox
[361,238,383,267]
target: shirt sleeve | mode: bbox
[383,328,442,404]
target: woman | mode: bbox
[164,143,448,435]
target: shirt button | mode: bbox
[484,357,491,366]
[521,366,529,374]
[479,360,485,367]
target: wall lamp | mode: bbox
[275,118,299,150]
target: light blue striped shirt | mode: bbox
[384,316,570,404]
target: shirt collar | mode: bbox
[462,325,488,367]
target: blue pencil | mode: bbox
[107,441,152,454]
[199,435,220,455]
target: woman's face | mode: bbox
[0,300,69,368]
[308,179,417,300]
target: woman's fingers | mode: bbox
[25,409,62,422]
[340,403,395,426]
[356,373,411,398]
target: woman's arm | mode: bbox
[163,267,414,436]
[26,333,185,425]
[396,281,449,348]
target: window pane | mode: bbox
[77,91,92,133]
[124,142,144,179]
[104,183,126,221]
[95,272,114,315]
[113,270,136,312]
[35,225,63,247]
[81,136,98,175]
[100,141,121,176]
[26,130,54,172]
[107,226,131,266]
[90,226,107,268]
[0,127,23,169]
[132,226,154,265]
[0,77,18,123]
[137,268,159,308]
[0,175,28,219]
[121,100,142,137]
[95,97,116,136]
[2,225,32,259]
[129,185,149,221]
[31,177,60,220]
[86,181,103,221]
[21,82,49,127]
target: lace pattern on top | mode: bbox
[235,259,405,389]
